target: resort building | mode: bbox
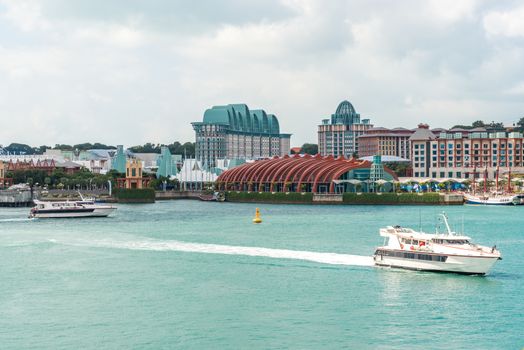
[156,146,178,178]
[55,160,83,175]
[111,145,127,174]
[358,127,413,159]
[45,149,115,174]
[192,104,291,168]
[116,159,150,189]
[6,159,56,175]
[318,100,373,157]
[176,158,219,191]
[409,124,524,180]
[216,154,397,194]
[0,161,13,189]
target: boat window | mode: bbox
[377,250,448,263]
[413,240,419,245]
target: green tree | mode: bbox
[472,120,485,128]
[5,143,35,155]
[300,143,318,155]
[54,144,74,151]
[517,117,524,132]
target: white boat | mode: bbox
[29,194,116,219]
[464,193,523,205]
[373,213,501,275]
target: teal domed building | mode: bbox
[192,104,291,167]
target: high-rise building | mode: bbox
[318,100,373,157]
[192,104,291,167]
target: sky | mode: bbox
[0,0,524,147]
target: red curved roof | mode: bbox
[216,154,397,193]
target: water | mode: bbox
[0,201,522,349]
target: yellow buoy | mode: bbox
[253,208,262,224]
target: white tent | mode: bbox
[176,159,218,190]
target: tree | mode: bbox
[54,144,74,151]
[486,121,504,131]
[517,117,524,132]
[472,120,485,128]
[37,145,50,154]
[300,143,318,155]
[4,143,35,155]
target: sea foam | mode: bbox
[60,239,374,267]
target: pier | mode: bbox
[0,189,33,207]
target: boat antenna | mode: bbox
[439,212,452,235]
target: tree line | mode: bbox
[451,119,524,131]
[0,141,195,157]
[128,141,195,156]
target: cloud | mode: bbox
[483,5,524,38]
[0,0,523,147]
[0,0,50,31]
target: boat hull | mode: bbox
[374,251,499,275]
[464,194,518,205]
[31,207,116,219]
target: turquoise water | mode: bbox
[0,201,522,349]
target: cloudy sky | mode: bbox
[1,0,524,147]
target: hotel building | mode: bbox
[318,100,373,157]
[358,127,413,159]
[192,104,291,167]
[410,124,524,180]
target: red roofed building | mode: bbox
[7,159,56,175]
[216,154,397,194]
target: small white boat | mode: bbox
[29,194,116,219]
[464,193,523,206]
[373,213,501,275]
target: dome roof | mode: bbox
[335,100,356,116]
[201,104,280,134]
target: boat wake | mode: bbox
[55,238,374,267]
[0,218,35,222]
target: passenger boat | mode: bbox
[29,194,116,218]
[464,193,523,205]
[373,213,501,275]
[198,191,225,202]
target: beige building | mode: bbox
[410,124,524,180]
[117,159,150,189]
[318,100,373,157]
[358,127,413,159]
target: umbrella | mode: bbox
[374,179,389,185]
[346,179,363,184]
